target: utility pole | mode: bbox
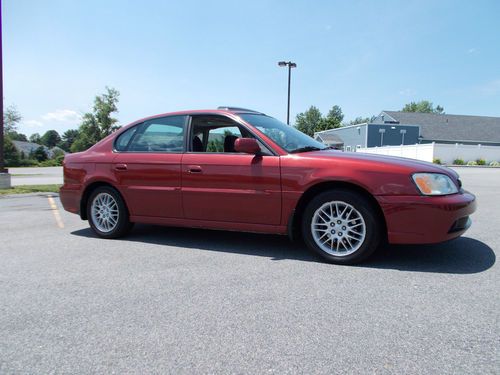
[0,0,11,189]
[0,0,5,173]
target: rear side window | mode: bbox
[115,126,138,151]
[125,116,186,152]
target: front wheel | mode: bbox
[87,186,133,238]
[302,189,381,264]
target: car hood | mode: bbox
[302,150,459,179]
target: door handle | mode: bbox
[187,165,202,173]
[114,164,128,171]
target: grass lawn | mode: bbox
[0,184,62,195]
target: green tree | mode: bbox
[58,129,79,151]
[41,130,61,148]
[71,87,120,152]
[32,146,48,162]
[349,116,372,125]
[315,105,344,132]
[29,133,42,144]
[402,100,444,114]
[3,105,22,134]
[6,131,28,142]
[3,135,20,166]
[295,106,323,136]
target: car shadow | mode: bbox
[71,225,495,274]
[362,237,496,274]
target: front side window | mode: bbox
[128,116,186,152]
[206,126,243,153]
[190,115,271,154]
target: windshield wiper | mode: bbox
[290,146,328,154]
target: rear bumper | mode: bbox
[59,184,82,215]
[377,191,477,244]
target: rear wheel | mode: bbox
[302,189,381,264]
[87,186,133,238]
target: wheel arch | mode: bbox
[80,181,128,220]
[290,181,387,242]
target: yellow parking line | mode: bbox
[47,195,64,229]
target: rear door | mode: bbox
[113,115,187,218]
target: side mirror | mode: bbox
[234,138,261,154]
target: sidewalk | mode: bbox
[8,166,63,186]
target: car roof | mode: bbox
[128,108,265,127]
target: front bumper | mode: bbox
[376,191,477,244]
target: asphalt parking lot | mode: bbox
[0,167,498,374]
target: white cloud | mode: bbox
[41,109,81,123]
[467,48,477,54]
[18,109,82,136]
[24,120,44,127]
[399,88,416,96]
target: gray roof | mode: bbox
[12,141,66,158]
[12,140,47,155]
[377,111,500,143]
[315,132,344,145]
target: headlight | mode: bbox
[412,173,459,195]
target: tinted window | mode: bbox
[115,126,138,151]
[128,116,186,152]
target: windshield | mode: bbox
[239,114,328,153]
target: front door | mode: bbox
[181,115,281,225]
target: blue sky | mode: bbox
[4,0,500,136]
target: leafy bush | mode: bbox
[38,157,64,167]
[476,158,486,165]
[32,146,48,162]
[3,136,20,166]
[16,159,39,167]
[433,158,442,165]
[489,161,500,167]
[55,154,65,165]
[453,158,465,165]
[467,160,478,166]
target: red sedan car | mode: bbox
[60,107,476,264]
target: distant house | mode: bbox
[314,132,344,149]
[374,111,500,146]
[11,140,66,159]
[314,121,419,151]
[315,111,500,151]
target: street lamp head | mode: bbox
[278,61,297,68]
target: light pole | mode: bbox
[278,61,296,125]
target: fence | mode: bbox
[357,143,500,164]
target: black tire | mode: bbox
[86,186,133,239]
[301,189,381,264]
